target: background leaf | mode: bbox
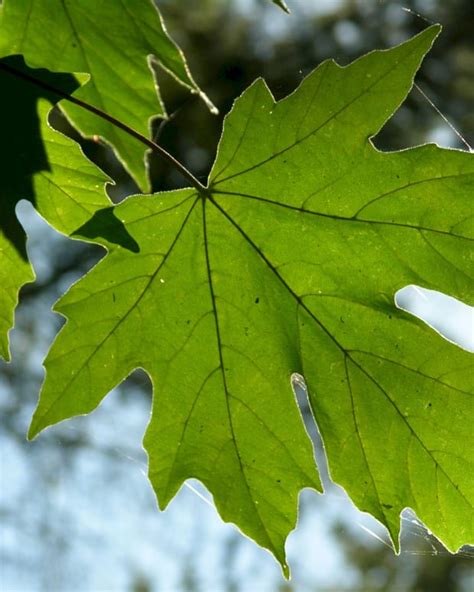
[0,0,213,191]
[0,56,114,360]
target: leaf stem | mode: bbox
[0,61,208,193]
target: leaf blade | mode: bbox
[210,25,474,551]
[26,26,473,570]
[30,190,321,574]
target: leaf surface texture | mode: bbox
[23,27,474,568]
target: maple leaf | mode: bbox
[24,26,474,574]
[0,0,214,191]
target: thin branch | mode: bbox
[0,61,208,193]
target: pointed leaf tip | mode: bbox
[272,0,290,13]
[27,420,39,442]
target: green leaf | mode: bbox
[28,189,321,576]
[28,26,473,572]
[0,0,213,191]
[0,55,115,360]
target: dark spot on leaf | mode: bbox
[277,479,281,483]
[186,319,191,325]
[340,316,344,323]
[73,207,140,252]
[255,297,260,304]
[382,503,393,510]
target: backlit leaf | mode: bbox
[27,26,474,570]
[0,0,213,191]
